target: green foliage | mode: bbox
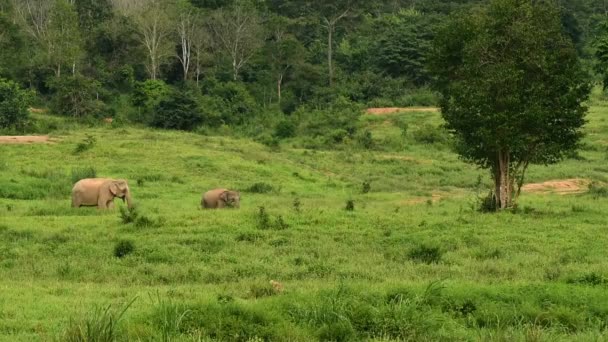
[412,124,448,145]
[73,134,96,154]
[114,240,135,258]
[150,89,204,131]
[63,299,135,342]
[71,167,97,184]
[131,80,171,122]
[48,75,105,119]
[201,80,260,125]
[295,97,363,148]
[408,245,443,264]
[273,120,296,139]
[245,182,275,193]
[430,0,590,209]
[0,78,31,131]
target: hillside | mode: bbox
[2,105,608,340]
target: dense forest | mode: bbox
[1,0,608,143]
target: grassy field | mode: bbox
[2,101,608,341]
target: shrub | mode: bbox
[131,79,170,123]
[114,240,134,258]
[150,90,203,131]
[345,200,355,211]
[408,245,443,264]
[245,182,274,193]
[361,180,371,194]
[295,96,363,148]
[293,198,301,213]
[63,299,136,342]
[588,181,608,198]
[412,124,448,144]
[356,129,374,149]
[200,79,260,125]
[71,167,97,184]
[0,78,31,131]
[73,134,96,154]
[274,120,296,139]
[48,75,106,119]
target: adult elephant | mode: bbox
[72,178,133,209]
[202,188,240,209]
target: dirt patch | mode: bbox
[0,136,57,144]
[28,107,46,114]
[366,107,439,115]
[521,179,590,194]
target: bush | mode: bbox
[73,134,96,154]
[0,78,31,131]
[114,240,135,258]
[200,79,260,125]
[588,182,608,198]
[274,120,296,139]
[131,80,171,123]
[48,75,106,119]
[150,89,203,131]
[408,245,443,264]
[412,124,449,144]
[356,129,374,149]
[63,299,135,342]
[245,182,275,193]
[295,96,363,148]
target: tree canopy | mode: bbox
[430,0,590,210]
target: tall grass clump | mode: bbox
[150,293,191,342]
[71,167,96,184]
[62,298,136,342]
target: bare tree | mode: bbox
[113,0,173,80]
[192,21,211,86]
[322,9,349,87]
[11,0,82,77]
[209,0,262,81]
[175,1,197,81]
[266,15,304,104]
[10,0,52,42]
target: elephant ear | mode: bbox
[109,182,119,196]
[220,191,229,202]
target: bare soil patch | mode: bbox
[366,107,439,115]
[28,107,47,114]
[0,135,57,144]
[522,179,590,194]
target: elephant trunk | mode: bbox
[125,191,133,209]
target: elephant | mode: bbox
[202,188,240,209]
[72,178,133,209]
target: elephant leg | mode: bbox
[107,201,115,209]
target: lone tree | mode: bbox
[430,0,590,210]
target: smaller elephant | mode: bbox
[202,188,240,209]
[72,178,133,209]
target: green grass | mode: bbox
[2,101,608,340]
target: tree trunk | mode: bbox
[233,59,238,81]
[494,150,512,210]
[327,24,333,87]
[277,73,283,104]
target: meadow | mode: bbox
[2,101,608,341]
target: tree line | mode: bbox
[0,0,606,133]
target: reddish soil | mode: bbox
[0,135,56,144]
[28,107,46,114]
[366,107,439,115]
[521,179,589,194]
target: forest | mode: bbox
[1,0,608,143]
